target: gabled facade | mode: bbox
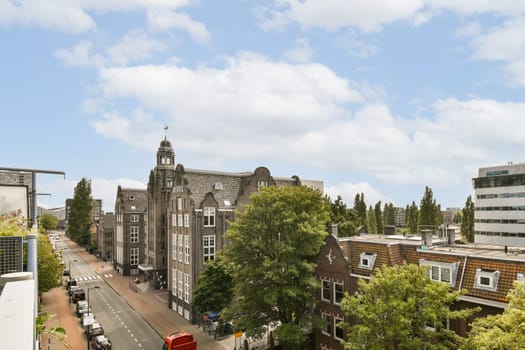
[114,186,147,275]
[314,230,525,349]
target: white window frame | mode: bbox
[334,316,344,341]
[518,273,525,283]
[184,214,190,227]
[204,207,215,227]
[172,213,177,227]
[419,259,458,287]
[475,269,500,291]
[359,252,377,270]
[184,273,190,303]
[172,234,177,260]
[178,271,183,299]
[203,235,216,262]
[172,268,177,295]
[177,198,183,210]
[130,247,139,266]
[130,214,139,222]
[321,279,331,302]
[321,312,331,336]
[184,235,190,264]
[178,234,183,262]
[130,226,139,243]
[178,214,183,227]
[333,281,344,305]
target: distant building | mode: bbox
[473,162,525,246]
[315,228,525,350]
[0,170,32,219]
[395,207,406,227]
[114,187,147,275]
[144,137,323,321]
[97,212,115,262]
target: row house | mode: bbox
[315,227,525,350]
[97,212,115,261]
[114,186,147,275]
[143,137,323,322]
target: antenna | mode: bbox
[164,125,168,140]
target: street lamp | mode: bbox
[68,259,77,281]
[87,286,100,349]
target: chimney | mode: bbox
[328,224,338,237]
[421,229,433,247]
[447,228,456,245]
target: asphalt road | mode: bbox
[56,238,162,349]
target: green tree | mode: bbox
[67,178,93,246]
[193,256,234,314]
[37,235,62,293]
[404,204,409,227]
[224,186,330,349]
[374,201,383,234]
[418,186,439,230]
[0,211,61,294]
[408,201,419,233]
[39,214,58,231]
[461,195,475,243]
[341,263,476,350]
[368,205,376,233]
[464,281,525,349]
[329,196,357,237]
[383,202,396,226]
[354,193,368,232]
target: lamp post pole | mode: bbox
[87,286,100,349]
[68,259,77,281]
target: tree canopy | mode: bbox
[353,193,368,232]
[463,281,525,349]
[67,178,93,246]
[192,255,234,314]
[329,195,357,237]
[39,214,58,231]
[224,185,330,349]
[341,263,476,350]
[461,195,475,243]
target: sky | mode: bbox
[2,0,525,213]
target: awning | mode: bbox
[138,264,154,271]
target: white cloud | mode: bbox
[147,9,210,43]
[335,31,378,58]
[106,30,167,66]
[89,108,162,150]
[54,41,101,68]
[282,37,314,63]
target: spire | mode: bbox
[164,125,168,140]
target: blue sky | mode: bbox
[2,0,525,213]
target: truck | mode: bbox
[162,332,197,350]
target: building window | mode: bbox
[177,198,183,210]
[257,180,268,189]
[178,234,183,262]
[178,271,183,298]
[172,268,177,294]
[518,273,525,283]
[334,282,344,305]
[475,269,500,291]
[130,214,139,222]
[184,235,190,264]
[359,252,377,270]
[334,316,344,341]
[178,214,183,227]
[184,273,190,303]
[204,207,215,227]
[172,213,177,227]
[321,313,331,336]
[130,226,139,243]
[184,214,189,227]
[130,248,139,266]
[419,259,459,287]
[321,279,331,302]
[203,235,216,262]
[172,234,177,260]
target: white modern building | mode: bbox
[473,162,525,246]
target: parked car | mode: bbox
[62,269,70,276]
[162,332,197,350]
[81,313,96,329]
[72,288,86,303]
[87,322,104,339]
[69,285,81,297]
[66,279,78,292]
[91,334,112,350]
[76,300,90,317]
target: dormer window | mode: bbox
[359,253,377,270]
[420,259,459,287]
[213,182,223,190]
[518,273,524,283]
[257,180,268,190]
[474,269,500,291]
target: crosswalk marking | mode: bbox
[73,275,106,283]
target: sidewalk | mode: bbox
[42,236,236,350]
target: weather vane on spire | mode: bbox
[164,125,168,140]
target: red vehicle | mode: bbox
[162,332,197,350]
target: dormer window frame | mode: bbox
[419,259,459,287]
[359,252,377,270]
[474,269,500,291]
